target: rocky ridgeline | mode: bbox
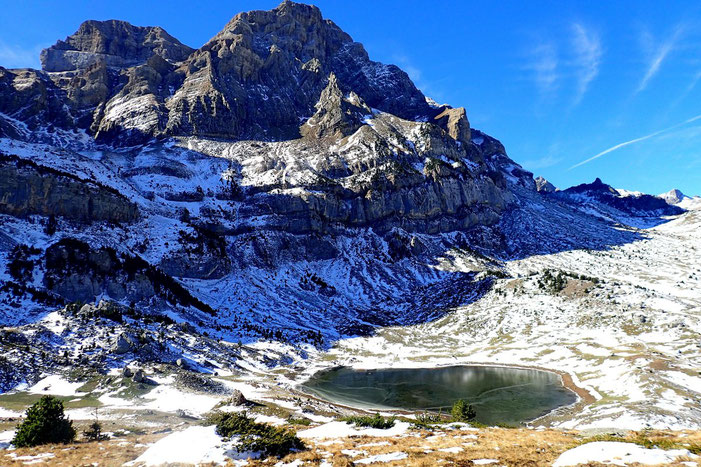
[0,0,530,237]
[0,1,468,145]
[40,20,194,72]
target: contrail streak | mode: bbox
[568,114,701,170]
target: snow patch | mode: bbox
[553,441,691,466]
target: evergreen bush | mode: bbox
[12,396,76,447]
[451,399,477,422]
[213,412,305,458]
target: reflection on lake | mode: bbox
[302,365,577,425]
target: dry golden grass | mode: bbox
[2,435,153,466]
[2,426,700,466]
[243,427,701,467]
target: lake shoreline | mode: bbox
[293,362,593,426]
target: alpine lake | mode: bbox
[301,365,578,426]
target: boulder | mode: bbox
[228,389,248,406]
[133,369,146,383]
[112,333,133,354]
[433,107,471,143]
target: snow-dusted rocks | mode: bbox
[535,176,557,193]
[658,188,694,205]
[0,154,138,222]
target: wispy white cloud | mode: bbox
[525,42,559,96]
[523,154,563,170]
[0,41,43,69]
[523,24,602,106]
[666,69,701,111]
[569,114,701,170]
[682,69,701,96]
[570,23,602,106]
[636,24,685,93]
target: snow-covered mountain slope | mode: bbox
[659,188,689,205]
[659,188,701,211]
[315,200,701,429]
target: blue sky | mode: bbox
[1,1,700,195]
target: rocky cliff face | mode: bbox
[0,155,138,223]
[2,1,472,146]
[0,1,522,236]
[159,1,435,142]
[535,176,556,193]
[40,20,194,72]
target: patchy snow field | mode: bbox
[293,204,701,430]
[553,441,694,466]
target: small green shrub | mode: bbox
[286,417,312,426]
[451,399,477,423]
[411,411,447,430]
[342,413,396,429]
[82,408,108,442]
[237,425,304,458]
[12,396,76,447]
[213,412,304,458]
[83,421,107,442]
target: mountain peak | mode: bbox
[565,177,617,196]
[4,2,447,145]
[534,176,557,193]
[275,0,323,19]
[40,19,193,72]
[300,72,371,140]
[658,188,688,205]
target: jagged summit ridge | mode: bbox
[2,0,475,145]
[40,19,194,72]
[161,0,437,142]
[300,72,371,139]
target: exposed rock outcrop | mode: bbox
[0,155,138,223]
[433,107,471,143]
[535,176,557,193]
[0,67,75,135]
[160,1,435,142]
[658,188,688,205]
[300,73,371,140]
[40,20,194,72]
[42,238,215,313]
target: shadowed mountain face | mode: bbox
[554,178,683,219]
